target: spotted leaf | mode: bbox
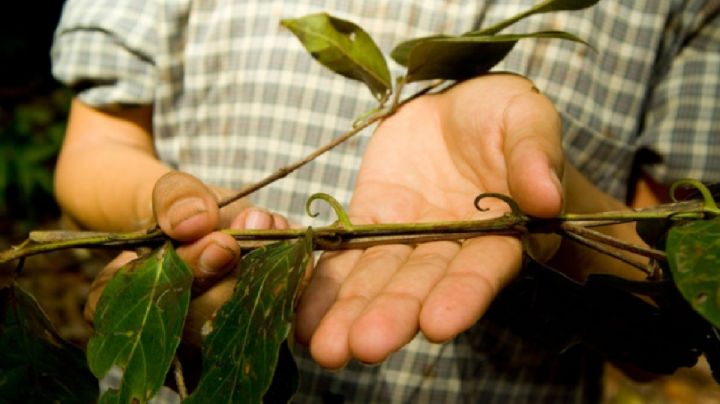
[86,242,192,404]
[667,218,720,328]
[281,13,392,100]
[185,232,313,403]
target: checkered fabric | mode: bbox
[52,0,720,402]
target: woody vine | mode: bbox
[2,1,720,403]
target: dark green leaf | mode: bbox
[532,0,602,11]
[476,0,602,35]
[185,232,314,404]
[389,34,449,67]
[666,218,720,328]
[392,31,586,83]
[0,283,98,403]
[281,13,392,100]
[86,242,192,404]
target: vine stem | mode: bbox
[559,222,666,262]
[0,214,523,263]
[217,114,382,208]
[0,200,703,266]
[559,223,653,275]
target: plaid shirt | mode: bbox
[53,0,720,402]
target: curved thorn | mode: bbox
[305,193,353,228]
[305,196,321,219]
[473,193,524,217]
[670,179,719,214]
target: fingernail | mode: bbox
[245,209,272,230]
[199,242,236,275]
[169,197,207,230]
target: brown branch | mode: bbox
[217,79,449,209]
[560,222,666,261]
[559,225,652,275]
[217,114,383,209]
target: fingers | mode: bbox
[502,89,564,218]
[306,245,412,368]
[302,235,520,369]
[153,171,220,241]
[176,232,241,290]
[346,241,459,362]
[152,171,289,285]
[178,207,288,289]
[294,250,364,356]
[420,235,522,342]
[229,208,289,231]
[300,241,467,369]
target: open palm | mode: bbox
[296,74,565,368]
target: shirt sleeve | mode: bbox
[639,5,720,184]
[51,0,159,108]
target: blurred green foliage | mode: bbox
[0,2,68,235]
[0,88,69,232]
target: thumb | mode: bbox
[503,89,564,218]
[153,171,220,241]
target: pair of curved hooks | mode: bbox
[305,192,524,227]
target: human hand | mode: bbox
[295,74,565,368]
[84,171,289,345]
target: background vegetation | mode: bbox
[0,1,68,239]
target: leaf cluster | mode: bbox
[282,0,597,100]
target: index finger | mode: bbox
[420,234,522,342]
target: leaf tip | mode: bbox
[279,18,293,29]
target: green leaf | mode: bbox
[392,31,586,83]
[86,242,192,404]
[185,232,314,404]
[476,0,602,35]
[281,13,392,100]
[666,218,720,328]
[0,283,98,403]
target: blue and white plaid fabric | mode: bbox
[53,0,720,402]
